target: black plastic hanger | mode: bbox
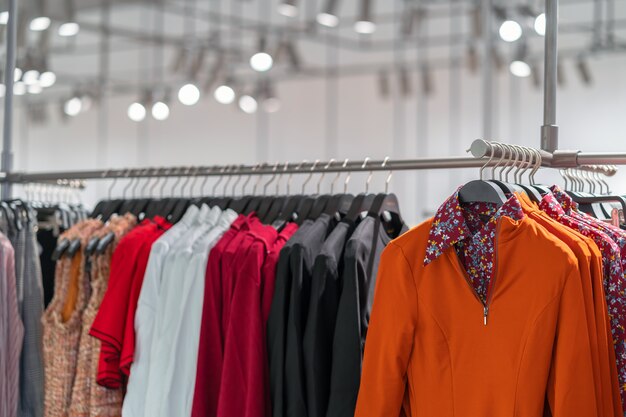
[95,231,115,255]
[167,199,191,224]
[295,196,316,225]
[458,180,508,206]
[228,196,253,214]
[367,192,404,238]
[262,196,287,225]
[307,194,332,221]
[271,195,304,229]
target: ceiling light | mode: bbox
[534,13,546,36]
[250,52,273,72]
[13,82,26,96]
[22,69,40,85]
[317,13,339,27]
[0,11,8,25]
[58,22,80,37]
[238,95,258,114]
[64,96,82,116]
[127,102,146,122]
[177,83,200,106]
[151,101,170,121]
[317,0,340,27]
[355,0,375,34]
[29,16,51,32]
[499,20,522,42]
[510,60,531,77]
[39,71,56,87]
[214,85,236,104]
[278,0,298,17]
[14,67,22,81]
[28,84,42,95]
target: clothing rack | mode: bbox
[2,0,626,194]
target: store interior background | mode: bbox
[5,0,626,225]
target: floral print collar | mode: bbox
[424,189,525,266]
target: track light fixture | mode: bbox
[398,66,411,98]
[510,42,531,78]
[260,81,281,113]
[354,0,376,34]
[278,0,298,18]
[178,83,201,106]
[63,94,83,116]
[250,37,274,72]
[58,0,80,37]
[401,7,426,38]
[576,57,592,86]
[317,0,340,27]
[238,93,258,114]
[534,13,546,36]
[421,65,433,96]
[378,70,389,99]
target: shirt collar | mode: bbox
[549,185,578,212]
[180,205,201,226]
[424,188,524,266]
[539,191,567,219]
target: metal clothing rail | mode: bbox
[1,157,487,184]
[2,138,624,185]
[2,0,626,196]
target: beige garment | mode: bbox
[43,220,103,417]
[68,215,136,417]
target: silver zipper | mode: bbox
[454,218,501,326]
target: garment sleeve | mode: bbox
[546,264,599,417]
[354,242,417,417]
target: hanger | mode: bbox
[294,160,320,224]
[458,143,508,206]
[117,169,139,215]
[256,163,279,222]
[94,171,124,220]
[263,163,289,224]
[324,158,355,220]
[512,146,543,203]
[343,158,376,223]
[167,167,194,223]
[272,162,306,229]
[307,159,335,221]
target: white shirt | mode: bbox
[143,205,221,417]
[122,205,200,417]
[162,209,238,417]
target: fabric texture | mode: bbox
[192,214,247,417]
[216,222,278,417]
[355,214,598,417]
[122,206,200,417]
[68,215,136,417]
[42,220,103,417]
[1,233,24,417]
[424,189,525,303]
[326,214,407,417]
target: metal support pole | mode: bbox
[1,0,17,200]
[481,0,493,140]
[541,0,559,152]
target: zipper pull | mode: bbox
[483,306,489,326]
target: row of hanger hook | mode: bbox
[104,156,394,200]
[478,142,543,184]
[560,166,616,195]
[22,180,85,205]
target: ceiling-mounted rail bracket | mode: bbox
[550,149,581,168]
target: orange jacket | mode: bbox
[355,215,598,417]
[516,193,621,417]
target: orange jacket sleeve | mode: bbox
[546,264,599,417]
[354,242,417,417]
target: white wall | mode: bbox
[11,53,626,226]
